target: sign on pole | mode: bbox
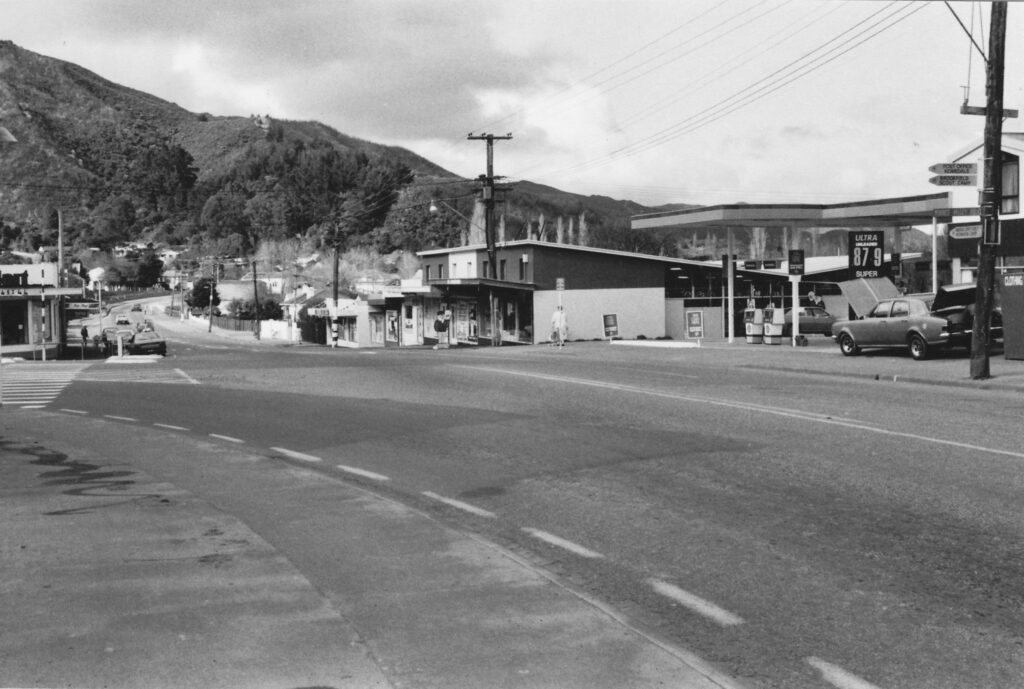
[929,175,977,186]
[788,249,805,276]
[928,163,978,175]
[849,230,884,279]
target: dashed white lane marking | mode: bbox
[154,423,189,431]
[522,528,605,559]
[270,447,323,463]
[463,366,1024,460]
[209,433,244,443]
[104,414,137,422]
[806,657,885,689]
[648,579,745,627]
[337,464,390,481]
[60,409,88,414]
[422,492,496,518]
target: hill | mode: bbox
[0,41,687,262]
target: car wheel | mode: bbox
[838,333,859,356]
[909,334,929,361]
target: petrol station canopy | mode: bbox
[631,192,954,232]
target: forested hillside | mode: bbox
[0,40,934,290]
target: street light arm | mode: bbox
[429,198,472,224]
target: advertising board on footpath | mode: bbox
[685,310,704,344]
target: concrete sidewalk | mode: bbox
[1,415,744,689]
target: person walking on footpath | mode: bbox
[550,305,567,348]
[433,310,449,350]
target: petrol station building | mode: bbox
[630,192,955,340]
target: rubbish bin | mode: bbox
[763,306,784,345]
[744,308,764,344]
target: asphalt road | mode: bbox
[10,303,1024,689]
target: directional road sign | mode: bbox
[929,163,977,175]
[929,175,977,186]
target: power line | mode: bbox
[526,1,927,181]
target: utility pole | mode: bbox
[970,2,1008,380]
[251,259,262,340]
[468,133,512,345]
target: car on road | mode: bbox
[831,290,1001,360]
[781,306,835,336]
[126,330,167,356]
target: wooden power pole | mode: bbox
[970,2,1008,380]
[468,133,512,345]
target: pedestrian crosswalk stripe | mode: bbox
[1,362,89,408]
[1,361,197,408]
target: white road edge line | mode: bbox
[209,433,244,444]
[270,447,323,463]
[60,409,88,414]
[522,528,604,559]
[806,657,885,689]
[462,366,1024,461]
[154,423,189,431]
[104,415,137,422]
[336,464,390,481]
[648,579,745,627]
[421,492,496,518]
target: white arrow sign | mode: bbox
[929,175,977,186]
[929,162,978,175]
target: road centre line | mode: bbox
[522,528,604,559]
[648,579,745,627]
[461,366,1024,461]
[422,492,496,518]
[104,414,137,422]
[337,464,390,481]
[806,657,885,689]
[270,447,323,462]
[209,433,244,443]
[60,409,88,414]
[153,423,189,431]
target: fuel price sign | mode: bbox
[848,230,884,279]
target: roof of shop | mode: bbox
[631,192,953,232]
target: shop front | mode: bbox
[1,263,80,359]
[424,280,534,346]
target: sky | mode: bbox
[3,0,1023,207]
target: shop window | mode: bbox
[1003,154,1020,214]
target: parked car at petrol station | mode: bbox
[782,306,835,336]
[831,285,1001,360]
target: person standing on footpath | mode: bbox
[433,309,450,350]
[550,305,567,348]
